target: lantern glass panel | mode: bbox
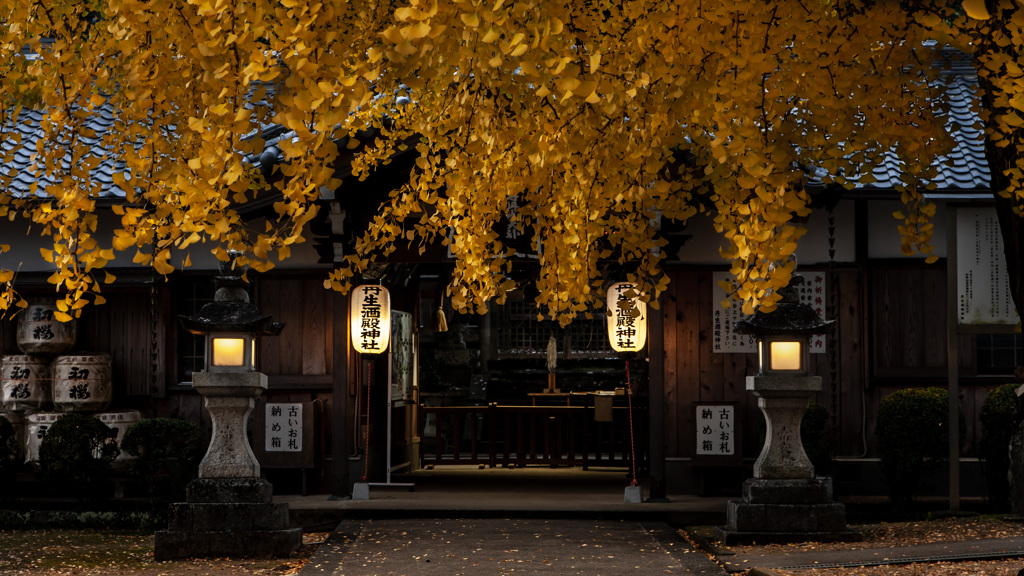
[212,337,246,367]
[770,340,802,371]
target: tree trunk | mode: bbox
[979,45,1024,513]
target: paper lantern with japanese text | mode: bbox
[606,282,647,353]
[350,285,391,354]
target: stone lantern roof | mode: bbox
[734,275,833,336]
[178,258,285,336]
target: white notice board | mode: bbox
[957,208,1018,325]
[713,271,827,353]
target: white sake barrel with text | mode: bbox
[25,412,62,464]
[1,355,51,413]
[52,354,112,413]
[97,411,141,466]
[17,303,76,355]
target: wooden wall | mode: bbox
[150,273,346,493]
[660,262,1002,464]
[1,283,164,410]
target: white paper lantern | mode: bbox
[350,285,391,354]
[606,282,647,353]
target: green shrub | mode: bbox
[801,402,832,476]
[877,387,964,507]
[0,415,20,483]
[121,418,205,502]
[38,413,119,500]
[979,383,1022,511]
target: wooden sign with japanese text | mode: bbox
[692,402,742,467]
[254,401,315,469]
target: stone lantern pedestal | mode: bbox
[716,375,860,545]
[155,257,298,559]
[155,372,301,559]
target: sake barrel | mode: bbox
[1,355,52,413]
[97,411,141,467]
[17,302,76,355]
[52,354,112,413]
[24,412,62,464]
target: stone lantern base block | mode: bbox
[716,478,862,545]
[154,478,301,560]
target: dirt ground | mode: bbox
[688,515,1024,576]
[0,529,328,576]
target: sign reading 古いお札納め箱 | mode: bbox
[265,403,302,452]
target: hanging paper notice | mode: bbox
[712,271,827,353]
[391,311,413,401]
[265,403,302,452]
[957,208,1018,325]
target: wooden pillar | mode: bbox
[648,299,666,499]
[330,291,350,499]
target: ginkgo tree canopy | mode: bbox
[0,0,1021,325]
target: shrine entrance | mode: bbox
[410,292,650,477]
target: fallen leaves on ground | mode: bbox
[686,517,1024,576]
[779,560,1022,576]
[0,530,329,576]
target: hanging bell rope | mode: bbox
[546,334,557,373]
[546,333,558,393]
[434,294,448,333]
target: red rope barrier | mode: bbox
[362,360,372,482]
[625,359,638,487]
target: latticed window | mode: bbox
[976,333,1023,376]
[172,273,216,383]
[494,295,615,359]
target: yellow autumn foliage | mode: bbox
[0,0,1021,322]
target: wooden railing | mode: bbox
[419,403,647,471]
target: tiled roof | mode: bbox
[1,61,991,200]
[0,102,284,200]
[858,58,990,192]
[0,103,132,198]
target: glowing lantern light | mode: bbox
[350,285,391,354]
[756,336,807,375]
[208,334,252,370]
[606,282,647,353]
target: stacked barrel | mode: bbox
[2,302,138,465]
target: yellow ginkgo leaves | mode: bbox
[0,0,1020,323]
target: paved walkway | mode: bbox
[279,467,729,530]
[719,536,1024,572]
[281,468,1024,574]
[298,518,727,575]
[297,517,1024,576]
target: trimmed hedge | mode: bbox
[0,415,19,491]
[38,413,120,500]
[121,418,205,502]
[801,402,832,477]
[979,383,1022,511]
[877,387,964,506]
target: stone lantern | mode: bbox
[155,258,300,559]
[717,275,860,544]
